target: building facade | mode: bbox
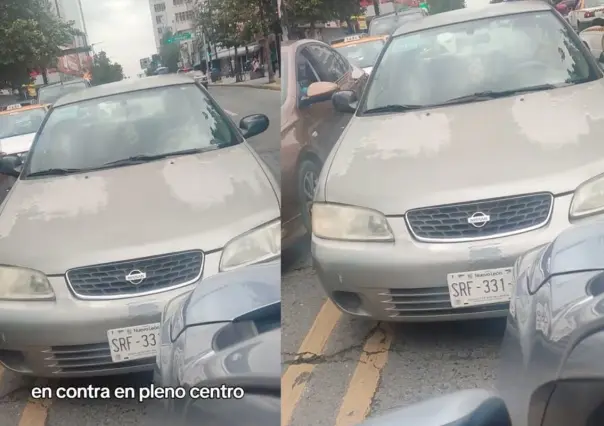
[148,0,199,67]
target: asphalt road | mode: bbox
[0,85,280,426]
[281,242,506,426]
[210,85,280,180]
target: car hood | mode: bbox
[323,81,604,214]
[0,144,279,274]
[0,133,35,154]
[183,261,280,326]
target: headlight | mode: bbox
[219,219,280,272]
[0,266,54,300]
[312,203,394,241]
[570,174,604,219]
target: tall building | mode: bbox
[148,0,198,67]
[39,0,91,84]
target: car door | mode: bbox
[296,42,366,163]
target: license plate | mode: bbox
[344,35,362,42]
[107,323,160,362]
[447,267,514,308]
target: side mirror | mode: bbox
[239,114,269,139]
[301,82,339,107]
[359,389,511,426]
[332,90,357,114]
[0,156,21,178]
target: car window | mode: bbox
[38,82,88,104]
[364,11,596,112]
[303,44,349,83]
[296,51,320,101]
[0,109,46,139]
[335,39,386,69]
[25,84,239,176]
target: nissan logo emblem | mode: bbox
[125,270,146,285]
[467,212,491,228]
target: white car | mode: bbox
[580,25,604,59]
[568,0,604,31]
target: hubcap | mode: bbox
[303,170,317,216]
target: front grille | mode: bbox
[383,287,508,317]
[67,250,203,299]
[45,343,153,375]
[406,193,552,241]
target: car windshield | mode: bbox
[585,0,604,7]
[336,40,386,69]
[38,82,88,104]
[281,51,288,105]
[25,84,239,176]
[0,108,46,139]
[363,11,596,112]
[369,12,423,36]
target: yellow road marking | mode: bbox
[335,323,394,426]
[18,396,51,426]
[281,299,342,426]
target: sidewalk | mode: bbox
[210,75,280,91]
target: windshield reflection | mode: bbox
[25,84,238,176]
[364,11,597,112]
[0,109,46,139]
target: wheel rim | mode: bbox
[302,170,318,218]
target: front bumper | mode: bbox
[312,194,574,322]
[0,252,221,378]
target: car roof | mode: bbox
[392,0,551,36]
[0,104,49,115]
[332,35,388,48]
[53,74,194,107]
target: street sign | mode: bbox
[165,32,192,44]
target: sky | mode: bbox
[80,0,157,77]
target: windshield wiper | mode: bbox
[26,168,87,177]
[363,104,425,114]
[100,147,220,168]
[439,84,561,106]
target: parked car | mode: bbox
[567,0,604,30]
[368,9,428,36]
[0,103,49,157]
[156,261,280,426]
[0,74,280,378]
[280,39,368,248]
[37,79,91,105]
[362,220,604,426]
[331,34,389,75]
[311,1,604,322]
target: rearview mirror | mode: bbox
[359,389,511,426]
[239,114,269,139]
[0,155,21,178]
[332,90,357,114]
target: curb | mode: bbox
[209,83,280,91]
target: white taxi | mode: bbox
[568,0,604,31]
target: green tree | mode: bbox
[427,0,466,14]
[91,51,123,85]
[196,0,280,82]
[0,0,82,87]
[160,31,180,72]
[282,0,362,34]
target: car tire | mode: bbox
[297,157,322,233]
